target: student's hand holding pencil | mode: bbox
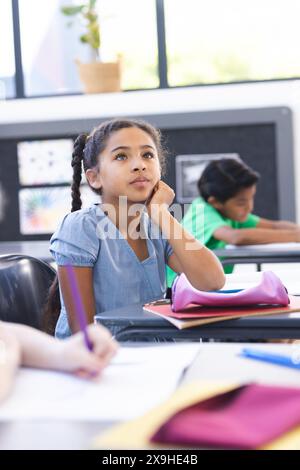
[56,324,118,379]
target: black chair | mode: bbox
[0,254,56,330]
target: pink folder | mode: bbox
[151,383,300,449]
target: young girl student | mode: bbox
[0,322,117,403]
[48,118,225,338]
[167,158,300,285]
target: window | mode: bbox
[17,0,158,96]
[6,0,300,98]
[97,0,159,90]
[164,0,300,87]
[18,0,83,96]
[0,0,15,98]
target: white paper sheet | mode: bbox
[0,344,200,421]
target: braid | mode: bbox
[71,134,86,212]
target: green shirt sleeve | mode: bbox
[236,213,260,229]
[166,202,261,287]
[182,198,232,247]
[166,198,231,287]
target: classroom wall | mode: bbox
[1,79,300,220]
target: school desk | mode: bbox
[0,241,52,262]
[94,303,300,341]
[214,244,300,271]
[1,342,300,450]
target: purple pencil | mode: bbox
[65,265,93,351]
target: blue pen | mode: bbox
[240,348,300,371]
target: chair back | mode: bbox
[0,254,56,330]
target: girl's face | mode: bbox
[86,127,161,205]
[209,185,256,222]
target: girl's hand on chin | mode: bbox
[146,181,175,221]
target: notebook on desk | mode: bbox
[143,296,300,330]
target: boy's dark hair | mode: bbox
[43,118,167,334]
[197,158,260,203]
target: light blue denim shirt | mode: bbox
[50,204,173,338]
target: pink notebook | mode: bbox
[151,383,300,449]
[144,297,300,319]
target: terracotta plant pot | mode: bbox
[76,59,121,94]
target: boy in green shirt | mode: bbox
[167,158,300,286]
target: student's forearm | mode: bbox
[232,228,300,245]
[153,207,225,290]
[258,218,299,230]
[272,221,299,230]
[5,324,63,370]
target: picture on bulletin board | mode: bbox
[17,139,74,186]
[18,185,100,235]
[175,153,241,203]
[19,187,70,235]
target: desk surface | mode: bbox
[214,245,300,265]
[1,342,299,450]
[0,241,52,262]
[95,302,300,340]
[184,342,300,385]
[215,246,300,256]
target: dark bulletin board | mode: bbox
[0,140,20,240]
[160,124,278,219]
[0,136,76,242]
[148,107,294,224]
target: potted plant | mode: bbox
[61,0,121,93]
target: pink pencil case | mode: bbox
[151,383,300,449]
[171,271,289,312]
